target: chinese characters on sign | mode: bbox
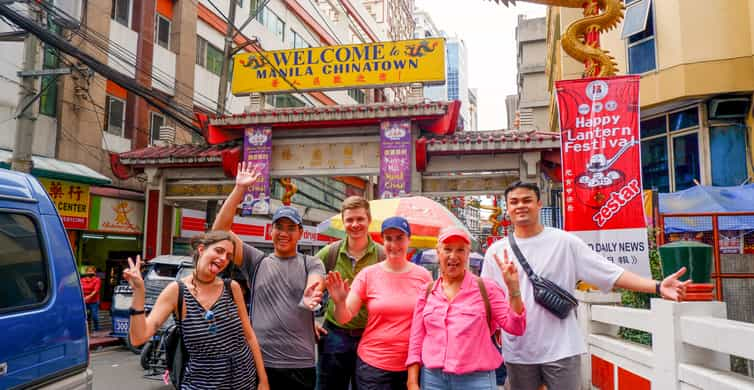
[232,38,446,94]
[555,76,650,277]
[378,120,411,199]
[242,127,272,215]
[39,178,90,229]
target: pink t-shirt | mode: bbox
[350,262,433,372]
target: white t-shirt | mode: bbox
[481,227,624,364]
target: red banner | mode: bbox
[556,76,650,276]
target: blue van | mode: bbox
[0,168,92,389]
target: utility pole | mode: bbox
[10,3,41,173]
[207,0,237,230]
[215,0,237,116]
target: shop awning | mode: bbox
[0,149,112,185]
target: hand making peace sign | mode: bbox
[122,255,145,291]
[494,249,521,293]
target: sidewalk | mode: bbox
[89,330,121,350]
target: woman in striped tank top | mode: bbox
[125,231,269,389]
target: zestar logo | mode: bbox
[592,179,642,227]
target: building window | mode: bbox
[640,106,701,192]
[710,125,749,186]
[0,212,49,311]
[290,29,309,49]
[149,112,165,142]
[111,0,130,27]
[622,0,656,74]
[105,96,126,136]
[155,14,171,49]
[264,94,306,108]
[39,21,60,117]
[249,0,261,18]
[348,89,365,104]
[196,36,223,76]
[259,7,285,41]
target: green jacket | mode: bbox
[315,237,384,329]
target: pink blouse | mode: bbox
[406,271,526,374]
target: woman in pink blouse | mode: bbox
[327,216,433,390]
[406,227,526,390]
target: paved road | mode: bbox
[91,346,172,390]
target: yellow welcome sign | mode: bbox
[231,38,446,95]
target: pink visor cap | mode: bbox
[438,227,471,244]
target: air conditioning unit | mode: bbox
[708,97,750,120]
[159,126,176,145]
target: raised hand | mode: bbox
[494,249,520,293]
[235,161,263,190]
[660,266,691,302]
[325,271,350,304]
[302,281,324,310]
[122,255,144,291]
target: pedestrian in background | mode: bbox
[327,216,432,390]
[80,265,101,331]
[482,181,690,390]
[315,196,385,390]
[214,162,325,389]
[406,227,525,390]
[125,231,268,389]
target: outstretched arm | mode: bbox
[614,267,691,301]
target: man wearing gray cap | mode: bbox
[214,161,325,389]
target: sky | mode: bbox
[414,0,546,131]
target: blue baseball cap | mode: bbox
[381,216,411,236]
[272,206,303,225]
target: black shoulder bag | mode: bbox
[508,231,578,319]
[165,281,188,388]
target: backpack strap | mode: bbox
[376,244,386,262]
[248,257,266,315]
[325,240,342,272]
[476,277,493,334]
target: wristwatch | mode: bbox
[129,308,146,316]
[655,281,662,297]
[509,290,522,298]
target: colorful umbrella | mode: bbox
[317,196,475,249]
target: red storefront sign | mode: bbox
[555,76,650,277]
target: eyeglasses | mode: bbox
[204,310,217,334]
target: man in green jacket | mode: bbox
[316,195,385,390]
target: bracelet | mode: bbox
[129,308,146,316]
[509,290,522,298]
[655,281,662,297]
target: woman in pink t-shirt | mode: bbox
[327,216,432,390]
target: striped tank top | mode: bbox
[179,281,257,389]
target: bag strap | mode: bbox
[476,277,493,333]
[376,244,386,262]
[248,256,266,315]
[325,240,342,272]
[175,281,185,324]
[424,279,439,299]
[507,230,537,280]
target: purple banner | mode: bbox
[378,120,411,198]
[241,126,272,216]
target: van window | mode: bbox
[0,212,49,311]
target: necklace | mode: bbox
[190,272,216,295]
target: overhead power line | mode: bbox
[0,3,204,136]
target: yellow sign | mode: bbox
[231,38,446,94]
[39,178,90,229]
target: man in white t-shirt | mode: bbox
[481,181,690,390]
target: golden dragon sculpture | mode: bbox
[489,0,624,77]
[279,178,297,206]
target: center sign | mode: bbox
[231,38,446,94]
